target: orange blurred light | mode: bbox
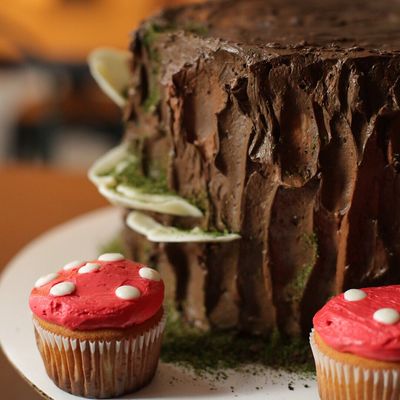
[0,0,204,64]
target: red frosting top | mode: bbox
[29,255,164,330]
[314,285,400,362]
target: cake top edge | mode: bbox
[134,0,400,56]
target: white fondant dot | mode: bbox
[344,289,367,302]
[34,273,59,288]
[63,260,83,271]
[373,308,400,325]
[139,267,160,281]
[115,285,141,300]
[50,282,75,296]
[98,253,125,261]
[78,263,101,274]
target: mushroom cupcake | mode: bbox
[29,253,165,398]
[311,286,400,400]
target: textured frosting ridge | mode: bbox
[119,0,400,336]
[314,286,400,361]
[29,258,164,330]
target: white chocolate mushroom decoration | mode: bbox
[88,143,203,218]
[88,47,131,107]
[126,210,241,243]
[88,143,129,187]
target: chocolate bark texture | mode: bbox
[123,0,400,337]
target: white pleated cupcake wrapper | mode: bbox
[310,329,400,400]
[33,315,166,355]
[33,314,166,398]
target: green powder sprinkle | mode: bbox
[286,233,319,302]
[141,23,163,113]
[187,191,209,213]
[106,153,173,196]
[161,307,315,376]
[287,263,314,303]
[99,145,210,214]
[117,159,171,195]
[143,84,161,114]
[183,21,209,36]
[302,232,319,254]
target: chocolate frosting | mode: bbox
[123,0,400,336]
[159,0,400,53]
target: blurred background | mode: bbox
[0,1,201,398]
[0,0,202,169]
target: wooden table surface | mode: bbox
[0,164,107,399]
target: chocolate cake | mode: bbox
[92,0,400,337]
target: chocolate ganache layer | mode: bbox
[122,0,400,336]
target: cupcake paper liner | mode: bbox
[310,330,400,400]
[33,313,166,398]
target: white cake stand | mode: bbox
[0,207,317,399]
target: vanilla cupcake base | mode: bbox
[33,310,166,398]
[310,330,400,400]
